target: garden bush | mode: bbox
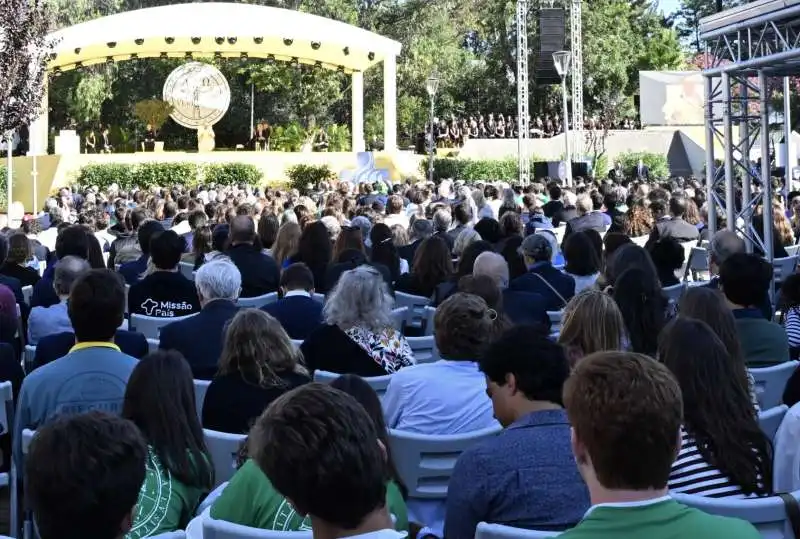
[617,151,670,180]
[286,164,336,194]
[74,161,263,191]
[420,157,524,183]
[203,163,263,187]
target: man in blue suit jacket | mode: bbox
[159,257,241,380]
[263,263,323,340]
[32,329,148,371]
[509,234,575,312]
[31,225,90,309]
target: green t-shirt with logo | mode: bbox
[210,459,408,532]
[559,499,760,539]
[126,447,208,539]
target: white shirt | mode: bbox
[384,213,410,230]
[38,227,58,252]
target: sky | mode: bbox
[659,0,682,15]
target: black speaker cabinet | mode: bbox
[535,9,567,85]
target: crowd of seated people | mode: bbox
[0,168,798,539]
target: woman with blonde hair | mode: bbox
[201,309,309,434]
[272,221,301,268]
[558,289,627,367]
[453,228,482,259]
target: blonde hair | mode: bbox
[272,221,301,267]
[219,309,307,386]
[558,289,626,366]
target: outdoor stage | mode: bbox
[8,150,425,212]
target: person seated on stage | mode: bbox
[313,127,329,152]
[143,123,156,152]
[101,126,113,153]
[28,256,90,346]
[84,129,96,154]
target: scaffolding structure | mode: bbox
[699,0,800,261]
[570,0,584,158]
[517,0,531,184]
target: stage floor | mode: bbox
[8,150,424,212]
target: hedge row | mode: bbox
[74,162,263,191]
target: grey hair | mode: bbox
[54,256,91,296]
[472,189,487,209]
[323,265,393,331]
[473,251,510,288]
[195,257,242,301]
[576,193,593,214]
[710,229,745,266]
[453,227,481,257]
[433,208,452,233]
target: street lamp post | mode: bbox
[553,51,572,187]
[426,71,440,184]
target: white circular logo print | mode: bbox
[162,62,231,129]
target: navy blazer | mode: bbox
[502,289,550,329]
[509,264,575,312]
[32,329,148,371]
[159,299,239,380]
[262,295,324,341]
[648,217,699,245]
[562,212,608,247]
[226,244,280,298]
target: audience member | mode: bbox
[203,309,310,434]
[473,251,548,328]
[446,327,589,537]
[612,268,666,357]
[781,273,800,359]
[370,223,405,283]
[32,226,94,309]
[249,384,400,538]
[302,265,414,376]
[118,220,163,286]
[290,220,333,292]
[510,234,575,311]
[27,256,90,345]
[1,232,41,287]
[562,193,607,246]
[26,412,147,539]
[434,240,494,306]
[659,318,772,498]
[15,270,138,463]
[720,253,789,366]
[559,352,760,539]
[128,230,200,318]
[159,258,241,379]
[648,194,700,244]
[562,231,601,294]
[558,289,626,367]
[395,237,453,298]
[398,219,433,263]
[262,263,323,340]
[272,221,301,268]
[108,207,148,268]
[648,237,684,287]
[122,351,214,537]
[226,215,280,298]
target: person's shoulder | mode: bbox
[676,505,761,537]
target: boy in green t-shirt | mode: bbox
[559,352,760,539]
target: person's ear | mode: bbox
[505,372,518,396]
[377,438,388,464]
[571,427,588,465]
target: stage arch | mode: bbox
[31,2,402,154]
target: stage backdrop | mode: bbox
[639,71,705,127]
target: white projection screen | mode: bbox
[639,71,705,126]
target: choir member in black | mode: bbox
[312,127,329,152]
[469,117,479,138]
[263,121,272,150]
[487,113,496,138]
[449,119,462,147]
[101,126,113,153]
[143,124,156,152]
[84,130,96,154]
[495,115,505,138]
[436,120,449,147]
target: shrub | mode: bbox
[135,162,198,188]
[203,163,263,187]
[420,157,525,183]
[617,151,669,180]
[327,124,352,152]
[286,164,336,194]
[0,167,6,211]
[75,163,137,191]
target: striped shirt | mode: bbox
[668,427,746,498]
[784,307,800,348]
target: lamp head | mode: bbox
[552,51,571,77]
[426,70,440,97]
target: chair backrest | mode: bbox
[423,306,437,336]
[685,246,710,276]
[194,379,211,420]
[204,516,312,538]
[21,285,33,306]
[313,370,393,397]
[290,339,303,349]
[406,335,440,364]
[631,235,649,247]
[0,382,13,439]
[391,307,408,332]
[394,291,432,331]
[21,428,35,455]
[552,226,566,245]
[787,245,800,258]
[476,522,560,538]
[311,293,325,304]
[151,532,187,539]
[662,283,685,303]
[547,311,562,327]
[749,361,799,410]
[23,345,36,374]
[759,405,789,442]
[773,256,799,285]
[203,429,247,487]
[237,292,279,309]
[124,284,130,314]
[389,425,501,499]
[129,313,195,339]
[179,261,195,280]
[146,338,159,354]
[672,490,800,539]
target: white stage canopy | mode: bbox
[32,2,403,153]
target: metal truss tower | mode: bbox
[516,0,530,184]
[570,0,583,158]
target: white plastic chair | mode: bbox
[787,245,800,258]
[313,370,393,398]
[631,235,649,247]
[476,522,560,538]
[21,285,32,306]
[672,490,800,539]
[552,226,566,246]
[194,379,211,421]
[203,429,247,488]
[422,306,437,336]
[662,283,685,304]
[146,338,159,354]
[394,291,432,332]
[311,293,325,304]
[391,307,408,332]
[0,383,17,539]
[129,313,196,340]
[388,425,501,499]
[546,311,562,333]
[179,261,195,280]
[406,335,439,364]
[290,339,303,348]
[772,255,799,286]
[759,405,789,442]
[204,516,312,538]
[124,283,130,314]
[23,345,36,374]
[749,361,799,410]
[683,246,710,282]
[237,292,279,309]
[21,428,36,539]
[151,532,187,539]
